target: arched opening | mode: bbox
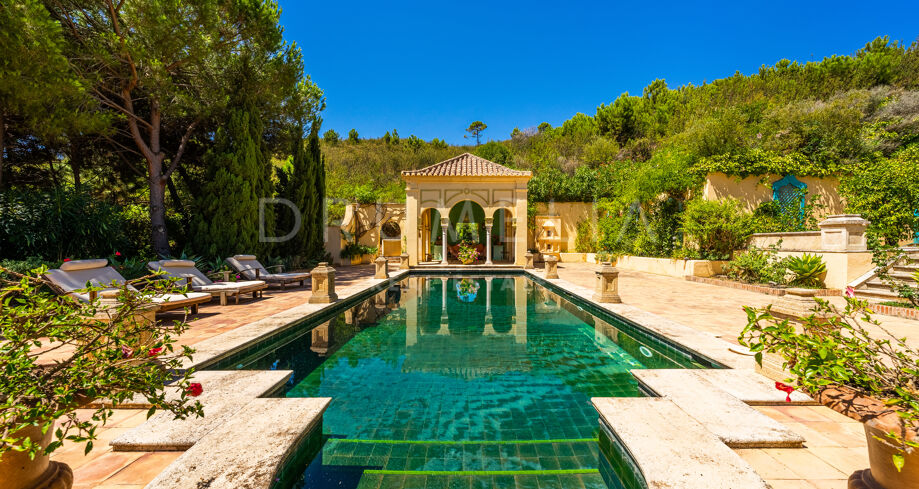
[447,200,485,263]
[420,208,442,262]
[492,208,511,262]
[772,174,807,214]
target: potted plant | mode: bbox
[340,243,363,266]
[739,295,918,488]
[0,267,204,489]
[596,251,617,266]
[457,244,480,265]
[361,245,378,264]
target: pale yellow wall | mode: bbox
[530,202,595,252]
[616,255,727,278]
[774,251,873,289]
[338,203,407,264]
[748,232,822,251]
[702,172,844,216]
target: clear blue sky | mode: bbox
[277,0,919,145]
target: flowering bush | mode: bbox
[739,296,919,470]
[0,266,203,459]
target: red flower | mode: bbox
[845,286,856,298]
[63,258,71,262]
[186,382,203,397]
[121,345,134,359]
[115,251,122,257]
[775,382,795,402]
[148,347,163,357]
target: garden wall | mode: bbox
[747,219,874,289]
[702,172,844,215]
[615,255,727,278]
[528,202,595,252]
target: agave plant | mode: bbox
[786,253,827,288]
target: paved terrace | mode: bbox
[52,263,918,489]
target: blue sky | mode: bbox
[278,1,919,145]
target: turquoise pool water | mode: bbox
[215,275,711,488]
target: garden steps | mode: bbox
[110,369,293,451]
[665,368,818,405]
[852,248,919,304]
[631,369,806,448]
[591,397,769,489]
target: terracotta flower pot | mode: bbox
[0,423,73,489]
[849,413,919,489]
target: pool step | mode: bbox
[355,471,608,489]
[322,438,599,473]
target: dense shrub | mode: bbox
[680,198,751,260]
[574,219,597,253]
[724,243,789,284]
[0,188,129,261]
[840,144,919,245]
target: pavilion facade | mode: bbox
[401,153,532,266]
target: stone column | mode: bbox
[308,262,338,304]
[374,256,388,279]
[545,255,559,279]
[524,252,535,269]
[592,262,622,303]
[399,252,410,270]
[441,278,448,322]
[485,277,493,317]
[484,217,494,265]
[440,217,450,265]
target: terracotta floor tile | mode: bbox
[733,449,798,479]
[764,480,819,489]
[762,449,849,480]
[808,446,868,475]
[801,422,867,448]
[781,422,847,448]
[103,451,183,485]
[71,451,145,485]
[809,480,849,489]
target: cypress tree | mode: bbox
[190,103,271,259]
[306,125,326,258]
[276,122,325,262]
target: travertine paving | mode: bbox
[51,263,906,489]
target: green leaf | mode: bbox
[893,453,905,472]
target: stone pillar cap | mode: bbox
[596,262,618,273]
[818,214,870,228]
[545,255,558,262]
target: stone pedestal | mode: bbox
[308,262,338,304]
[524,252,535,270]
[545,255,559,279]
[592,262,622,303]
[399,253,410,270]
[440,217,450,265]
[819,214,870,252]
[770,288,830,322]
[374,256,388,279]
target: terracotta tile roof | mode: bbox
[402,153,531,178]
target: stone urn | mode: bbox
[0,423,73,489]
[849,413,919,489]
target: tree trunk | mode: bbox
[149,173,170,258]
[69,144,82,190]
[0,111,5,190]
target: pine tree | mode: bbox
[191,104,271,258]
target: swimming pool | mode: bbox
[210,274,717,488]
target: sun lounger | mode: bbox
[45,259,212,314]
[225,255,309,289]
[148,260,267,306]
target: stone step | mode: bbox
[631,369,805,448]
[321,438,599,472]
[144,397,330,489]
[592,397,768,489]
[673,369,817,405]
[854,287,904,301]
[111,369,293,451]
